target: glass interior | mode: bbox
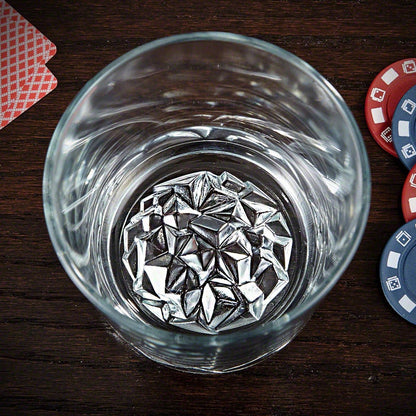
[43,33,370,372]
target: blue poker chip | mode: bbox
[392,85,416,170]
[380,219,416,325]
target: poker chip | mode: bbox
[392,85,416,170]
[402,164,416,222]
[365,58,416,157]
[380,219,416,325]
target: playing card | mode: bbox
[1,17,51,114]
[1,0,56,62]
[0,64,57,129]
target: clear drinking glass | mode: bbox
[43,32,370,373]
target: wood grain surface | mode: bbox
[1,1,416,415]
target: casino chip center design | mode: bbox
[122,171,293,334]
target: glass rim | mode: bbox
[43,31,371,346]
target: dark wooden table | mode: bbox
[1,1,416,415]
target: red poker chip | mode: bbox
[365,58,416,157]
[402,164,416,222]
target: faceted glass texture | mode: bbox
[122,171,293,333]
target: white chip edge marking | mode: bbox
[387,251,400,268]
[371,107,385,124]
[398,120,410,137]
[381,68,399,85]
[409,197,416,213]
[399,295,416,313]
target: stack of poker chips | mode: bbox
[365,58,416,325]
